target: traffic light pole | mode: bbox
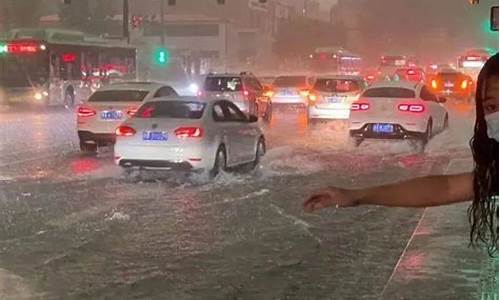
[160,0,165,45]
[123,0,130,44]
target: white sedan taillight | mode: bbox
[398,104,424,113]
[175,127,204,139]
[77,106,96,117]
[351,103,370,111]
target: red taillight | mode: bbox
[407,69,416,75]
[77,106,96,117]
[175,127,204,139]
[127,107,138,116]
[351,103,370,111]
[366,75,375,80]
[398,104,424,113]
[197,90,204,97]
[115,126,136,136]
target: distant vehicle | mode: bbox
[349,81,448,147]
[362,68,381,85]
[77,82,178,153]
[393,67,426,83]
[308,47,362,75]
[114,97,266,177]
[141,57,199,96]
[456,49,492,82]
[427,70,475,102]
[265,75,312,112]
[307,75,367,122]
[378,55,418,78]
[0,28,136,107]
[200,72,270,121]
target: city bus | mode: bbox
[308,47,362,75]
[456,48,493,82]
[377,54,418,79]
[0,28,136,107]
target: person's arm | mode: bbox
[304,173,474,212]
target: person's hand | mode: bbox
[303,187,358,212]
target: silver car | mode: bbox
[308,75,367,122]
[114,97,266,177]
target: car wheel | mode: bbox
[253,137,266,168]
[79,141,97,153]
[443,113,449,130]
[210,146,227,178]
[421,120,432,144]
[351,136,363,147]
[263,104,272,123]
[64,90,75,109]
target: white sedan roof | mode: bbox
[98,82,166,92]
[367,81,421,90]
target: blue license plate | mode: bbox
[143,131,168,141]
[101,111,122,120]
[326,97,342,103]
[373,124,394,133]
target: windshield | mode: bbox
[0,54,49,87]
[204,77,242,92]
[362,87,416,98]
[88,90,149,102]
[314,79,361,93]
[273,76,307,87]
[135,101,206,119]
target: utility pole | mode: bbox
[123,0,130,44]
[160,0,165,45]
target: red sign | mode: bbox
[8,40,40,54]
[62,53,77,63]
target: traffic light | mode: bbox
[0,44,7,54]
[131,15,144,28]
[154,47,170,66]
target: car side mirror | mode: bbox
[438,97,447,103]
[248,115,258,123]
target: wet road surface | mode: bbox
[0,105,490,299]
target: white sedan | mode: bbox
[77,82,178,153]
[349,81,449,146]
[114,97,266,177]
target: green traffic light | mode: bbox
[0,44,8,54]
[154,47,170,66]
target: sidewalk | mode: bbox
[380,203,498,300]
[380,156,498,300]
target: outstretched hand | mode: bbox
[303,187,358,212]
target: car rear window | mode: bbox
[273,76,307,87]
[362,87,415,98]
[135,101,206,119]
[204,77,242,92]
[314,79,361,93]
[88,90,149,102]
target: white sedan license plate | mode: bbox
[101,111,123,120]
[143,131,168,141]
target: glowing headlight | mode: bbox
[189,83,199,94]
[42,91,49,96]
[34,92,43,100]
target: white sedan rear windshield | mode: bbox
[314,79,361,93]
[89,90,149,102]
[135,101,206,119]
[362,87,415,98]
